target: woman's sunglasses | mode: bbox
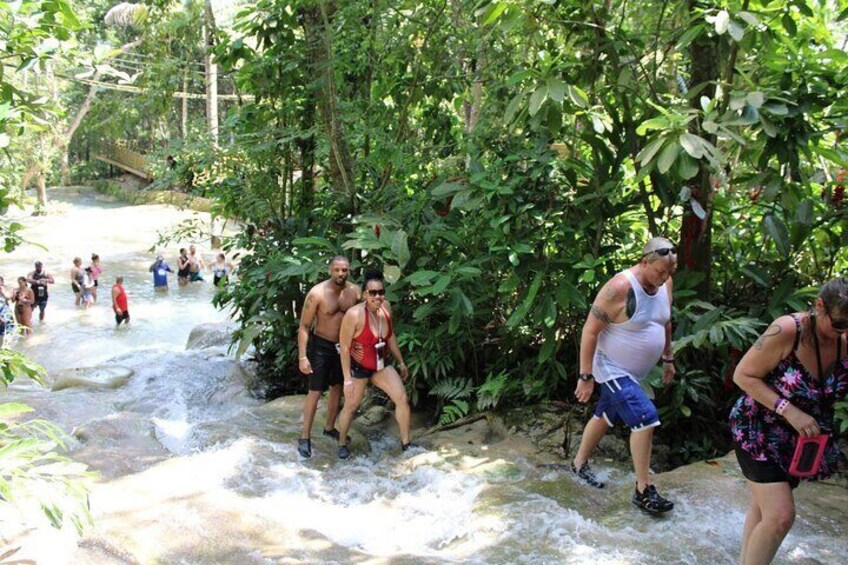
[829,314,848,331]
[366,289,386,297]
[643,246,677,257]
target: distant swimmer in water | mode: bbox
[26,260,55,321]
[89,253,102,302]
[12,276,34,334]
[149,255,172,290]
[81,267,95,309]
[189,244,205,282]
[177,248,191,287]
[70,257,84,306]
[212,253,234,287]
[112,276,130,326]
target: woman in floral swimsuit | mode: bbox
[730,277,848,565]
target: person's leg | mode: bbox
[741,496,763,564]
[630,426,655,492]
[300,390,323,439]
[743,481,795,565]
[572,416,610,468]
[371,367,411,445]
[324,384,342,433]
[38,301,46,321]
[338,378,368,446]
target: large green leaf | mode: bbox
[529,85,547,116]
[763,214,790,258]
[657,141,680,174]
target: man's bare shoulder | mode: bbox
[596,273,630,304]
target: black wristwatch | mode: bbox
[578,373,594,382]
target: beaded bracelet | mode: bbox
[775,398,790,416]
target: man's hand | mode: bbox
[574,379,594,404]
[398,362,409,380]
[662,363,675,385]
[299,357,313,375]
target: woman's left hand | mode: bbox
[398,362,408,380]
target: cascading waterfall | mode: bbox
[2,187,844,564]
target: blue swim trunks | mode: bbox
[593,377,660,431]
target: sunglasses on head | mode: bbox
[643,246,677,257]
[366,289,386,297]
[829,314,848,331]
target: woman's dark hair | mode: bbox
[363,269,384,288]
[820,277,848,317]
[802,276,848,344]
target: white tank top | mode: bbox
[593,269,670,384]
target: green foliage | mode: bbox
[15,0,844,465]
[0,350,92,533]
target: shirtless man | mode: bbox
[297,256,361,458]
[189,244,206,282]
[26,261,55,321]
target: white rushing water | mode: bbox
[1,187,846,564]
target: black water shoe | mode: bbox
[297,438,312,458]
[401,442,420,452]
[338,444,351,460]
[323,428,340,441]
[571,462,605,488]
[632,484,674,514]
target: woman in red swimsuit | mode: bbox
[337,270,411,459]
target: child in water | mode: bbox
[82,267,95,309]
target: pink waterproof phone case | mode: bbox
[788,434,829,478]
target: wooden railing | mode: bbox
[93,140,152,180]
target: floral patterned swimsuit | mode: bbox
[729,314,848,481]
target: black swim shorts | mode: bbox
[734,444,799,489]
[305,334,343,392]
[35,298,48,312]
[350,361,375,380]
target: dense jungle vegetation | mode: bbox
[3,0,848,468]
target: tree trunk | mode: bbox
[302,2,356,210]
[684,1,720,295]
[298,92,316,209]
[181,70,189,138]
[35,171,47,212]
[204,0,219,147]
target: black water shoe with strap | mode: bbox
[632,484,674,514]
[571,462,605,489]
[401,442,421,452]
[297,438,312,458]
[323,428,340,441]
[338,443,351,460]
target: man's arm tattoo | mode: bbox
[753,323,781,350]
[590,305,613,325]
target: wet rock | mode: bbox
[357,405,390,427]
[71,412,169,479]
[596,432,630,460]
[51,366,134,392]
[488,403,572,459]
[185,322,237,350]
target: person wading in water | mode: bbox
[336,270,413,459]
[296,256,361,458]
[571,237,677,515]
